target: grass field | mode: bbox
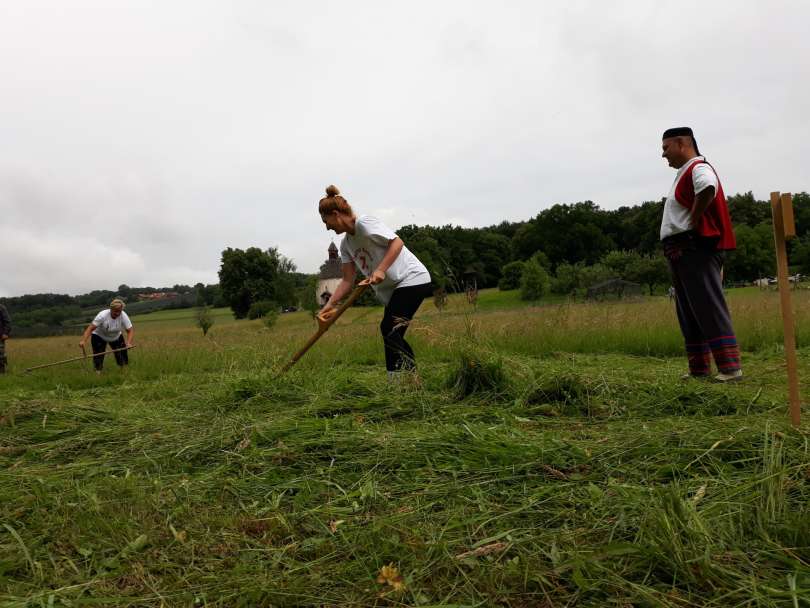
[1,289,809,607]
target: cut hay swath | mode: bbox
[280,283,369,373]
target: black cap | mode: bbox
[662,127,694,139]
[662,127,700,155]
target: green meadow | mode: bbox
[1,289,809,607]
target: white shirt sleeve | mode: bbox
[357,216,397,247]
[122,312,133,330]
[692,163,718,195]
[339,237,353,264]
[92,310,107,326]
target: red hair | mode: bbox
[318,185,354,216]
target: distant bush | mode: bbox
[498,261,525,291]
[263,309,279,329]
[248,300,279,320]
[433,287,448,311]
[195,306,214,336]
[520,259,551,301]
[551,262,581,295]
[576,263,618,294]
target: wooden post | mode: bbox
[770,191,801,426]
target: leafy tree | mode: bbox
[248,300,279,320]
[788,234,810,275]
[727,191,771,227]
[576,264,617,291]
[475,231,512,286]
[599,250,668,295]
[625,254,669,295]
[397,227,451,288]
[194,282,206,306]
[498,261,525,291]
[610,200,664,254]
[512,202,616,266]
[530,250,551,270]
[117,284,132,299]
[724,223,774,282]
[520,258,551,301]
[791,192,810,240]
[601,250,639,277]
[551,262,581,295]
[218,247,296,318]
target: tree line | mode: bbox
[5,191,809,325]
[1,285,198,328]
[397,192,810,294]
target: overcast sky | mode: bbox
[1,1,808,297]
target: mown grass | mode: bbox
[1,290,809,607]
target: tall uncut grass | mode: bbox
[1,289,808,606]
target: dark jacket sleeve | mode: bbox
[0,305,11,336]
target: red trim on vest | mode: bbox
[673,160,736,250]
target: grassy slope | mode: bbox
[1,290,809,607]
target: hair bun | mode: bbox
[325,185,340,197]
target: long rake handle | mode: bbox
[25,345,136,373]
[281,283,369,373]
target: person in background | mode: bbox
[0,303,11,374]
[317,185,433,380]
[659,127,741,382]
[79,298,134,373]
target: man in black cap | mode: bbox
[660,127,742,382]
[0,303,11,374]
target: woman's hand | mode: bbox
[78,339,86,348]
[367,268,386,285]
[318,305,336,322]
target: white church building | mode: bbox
[316,242,342,306]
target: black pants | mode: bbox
[91,334,128,371]
[664,234,740,375]
[380,282,433,372]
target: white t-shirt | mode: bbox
[91,309,133,342]
[339,215,431,305]
[660,156,719,240]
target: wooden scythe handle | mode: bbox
[280,283,369,373]
[25,345,136,373]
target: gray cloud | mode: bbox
[1,0,808,296]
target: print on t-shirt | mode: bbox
[339,215,431,305]
[353,248,372,273]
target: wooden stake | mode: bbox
[24,345,136,373]
[770,191,801,426]
[280,283,369,374]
